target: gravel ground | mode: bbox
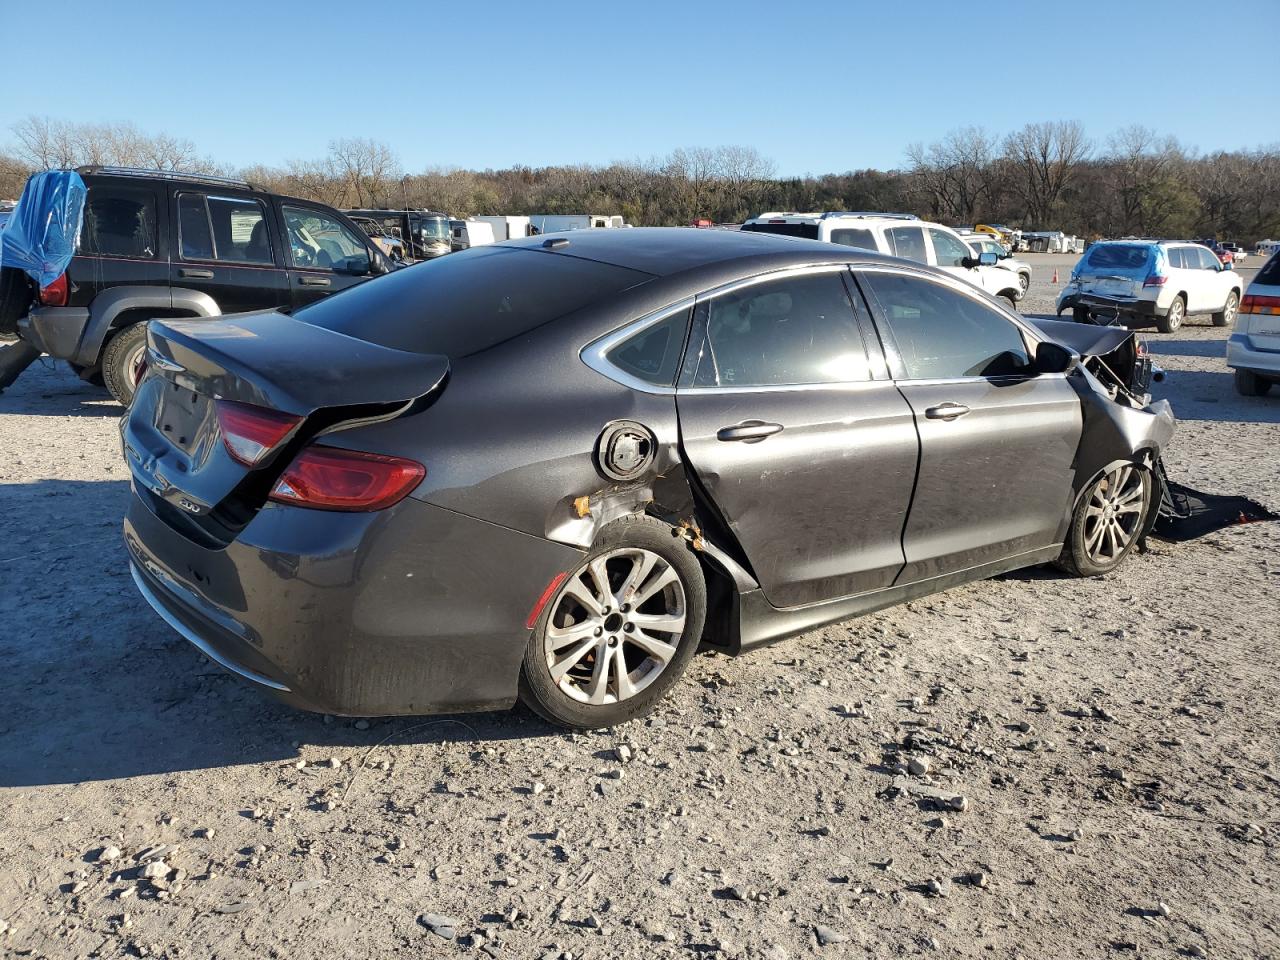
[0,256,1277,959]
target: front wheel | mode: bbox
[1212,291,1238,328]
[1000,293,1019,313]
[519,515,706,729]
[1016,273,1030,300]
[101,322,149,405]
[1156,295,1185,334]
[1055,464,1152,578]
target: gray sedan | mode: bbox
[122,229,1174,729]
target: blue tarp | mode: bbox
[0,171,86,288]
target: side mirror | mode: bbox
[978,250,999,266]
[1035,340,1077,375]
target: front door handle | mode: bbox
[924,402,971,421]
[177,268,214,279]
[298,275,331,287]
[716,420,784,443]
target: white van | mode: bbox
[473,215,531,241]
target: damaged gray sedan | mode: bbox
[122,229,1175,729]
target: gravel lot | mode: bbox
[1,255,1277,959]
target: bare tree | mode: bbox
[9,116,205,172]
[906,126,999,223]
[1002,121,1090,227]
[327,138,400,208]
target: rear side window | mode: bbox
[1167,247,1185,269]
[884,226,927,263]
[1086,244,1150,270]
[862,272,1030,380]
[296,247,652,357]
[606,308,689,387]
[694,272,870,387]
[80,187,156,259]
[830,227,877,250]
[178,194,274,265]
[741,222,820,240]
[1255,251,1280,286]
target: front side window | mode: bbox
[829,227,877,250]
[928,228,972,268]
[694,272,870,387]
[1194,247,1219,270]
[862,272,1030,380]
[80,187,157,259]
[605,308,690,387]
[178,194,273,265]
[884,226,927,263]
[282,205,370,274]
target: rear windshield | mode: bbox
[1085,244,1151,270]
[742,222,820,240]
[1255,251,1280,286]
[295,247,651,357]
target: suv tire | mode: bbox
[1212,291,1238,328]
[519,515,706,730]
[1156,295,1185,334]
[0,267,30,337]
[1234,368,1272,397]
[101,323,149,405]
[1055,463,1152,578]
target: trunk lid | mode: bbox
[1073,243,1160,299]
[123,310,448,544]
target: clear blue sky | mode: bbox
[4,0,1277,176]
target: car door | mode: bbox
[1193,244,1234,309]
[675,267,920,608]
[74,179,170,303]
[1164,246,1199,312]
[857,267,1082,584]
[278,202,378,308]
[926,226,983,287]
[171,191,289,314]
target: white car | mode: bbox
[742,212,1024,307]
[1057,240,1243,333]
[1227,250,1280,396]
[963,234,1033,300]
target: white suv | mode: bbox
[1057,240,1243,333]
[961,233,1033,301]
[741,213,1024,307]
[1227,250,1280,396]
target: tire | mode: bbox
[1212,291,1238,328]
[1072,306,1092,324]
[1234,368,1273,397]
[1054,463,1153,578]
[1000,293,1019,313]
[0,267,31,337]
[1016,273,1030,300]
[100,322,149,405]
[519,514,707,730]
[1156,295,1185,334]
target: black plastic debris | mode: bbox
[1151,463,1278,542]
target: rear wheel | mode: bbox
[1072,306,1092,324]
[1212,291,1238,328]
[519,515,706,730]
[1156,295,1185,334]
[1234,368,1273,397]
[101,323,149,405]
[1055,464,1152,578]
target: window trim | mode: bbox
[80,185,160,262]
[177,191,277,267]
[580,298,696,395]
[854,263,1050,385]
[281,202,370,274]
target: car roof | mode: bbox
[501,226,901,277]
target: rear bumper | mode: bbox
[18,306,90,359]
[1057,292,1162,323]
[1226,333,1280,375]
[124,489,584,716]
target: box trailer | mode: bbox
[473,215,531,241]
[528,214,628,234]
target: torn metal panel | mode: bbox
[1067,363,1176,499]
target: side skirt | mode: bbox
[731,545,1063,654]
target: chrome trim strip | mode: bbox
[693,263,854,302]
[129,562,291,692]
[579,297,694,395]
[678,379,894,396]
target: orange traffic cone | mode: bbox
[1052,267,1059,284]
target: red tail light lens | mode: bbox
[215,400,302,466]
[38,273,68,306]
[269,446,425,512]
[1142,273,1167,287]
[1241,294,1280,315]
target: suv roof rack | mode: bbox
[74,165,258,190]
[819,211,919,220]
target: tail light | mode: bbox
[1241,294,1280,315]
[38,273,68,306]
[1142,273,1167,287]
[269,446,425,512]
[215,400,302,466]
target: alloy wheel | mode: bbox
[1083,466,1146,564]
[1223,293,1239,326]
[1167,298,1184,329]
[543,547,686,705]
[127,341,147,391]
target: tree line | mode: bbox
[3,115,1278,243]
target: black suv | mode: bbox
[11,166,392,403]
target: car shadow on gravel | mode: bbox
[1152,370,1280,423]
[1144,338,1232,359]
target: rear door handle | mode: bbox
[716,420,784,443]
[924,402,971,421]
[177,268,213,279]
[298,275,331,287]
